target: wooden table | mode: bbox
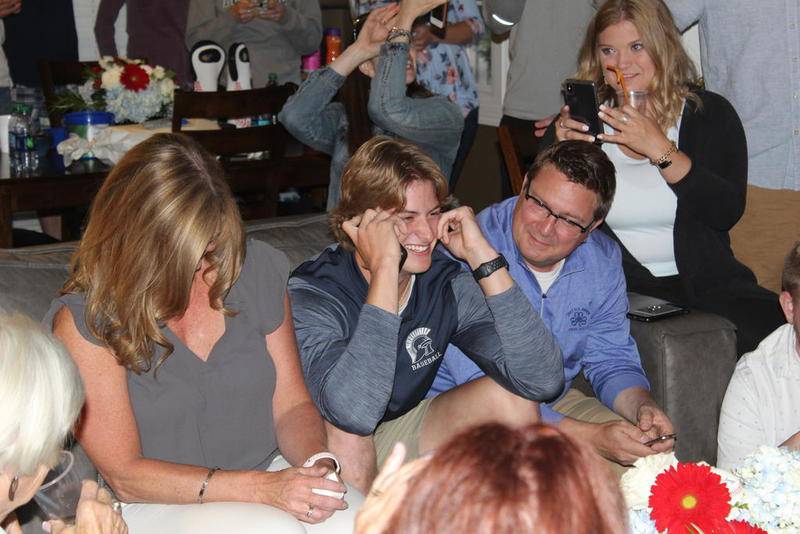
[0,148,330,248]
[0,153,110,247]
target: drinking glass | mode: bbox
[34,450,83,522]
[617,90,648,112]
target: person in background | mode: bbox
[664,0,800,296]
[185,0,321,87]
[3,0,78,242]
[2,0,78,124]
[549,0,784,355]
[0,312,127,534]
[357,0,483,192]
[355,424,627,534]
[94,0,192,88]
[49,134,358,534]
[717,242,800,470]
[0,0,17,112]
[432,141,673,476]
[289,136,563,494]
[279,0,463,209]
[482,0,597,198]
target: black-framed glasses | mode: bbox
[524,184,594,236]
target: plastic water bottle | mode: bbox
[8,103,37,172]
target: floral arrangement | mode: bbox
[622,447,800,533]
[54,57,176,124]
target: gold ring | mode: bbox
[622,115,630,123]
[369,487,383,498]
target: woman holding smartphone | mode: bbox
[278,0,464,210]
[547,0,783,355]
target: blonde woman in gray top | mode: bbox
[48,134,359,534]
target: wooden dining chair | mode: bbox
[171,84,308,219]
[496,124,528,195]
[38,60,100,128]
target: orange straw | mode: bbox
[606,65,628,105]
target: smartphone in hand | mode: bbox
[429,4,448,38]
[563,79,602,142]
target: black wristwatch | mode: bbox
[472,254,509,281]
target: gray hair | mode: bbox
[0,313,84,475]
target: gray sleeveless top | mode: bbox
[44,240,290,471]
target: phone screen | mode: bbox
[429,4,448,38]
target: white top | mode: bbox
[603,118,682,277]
[717,323,800,470]
[529,259,565,294]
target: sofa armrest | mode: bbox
[631,310,737,465]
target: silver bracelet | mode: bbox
[198,467,220,504]
[386,26,412,43]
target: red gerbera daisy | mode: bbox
[726,520,767,534]
[120,63,150,92]
[649,463,731,534]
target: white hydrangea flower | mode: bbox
[627,508,658,534]
[101,66,123,91]
[99,56,115,69]
[159,78,175,99]
[620,452,678,511]
[152,66,166,79]
[734,446,800,532]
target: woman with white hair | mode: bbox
[0,312,127,534]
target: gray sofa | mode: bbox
[1,213,736,473]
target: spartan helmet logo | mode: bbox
[405,327,436,365]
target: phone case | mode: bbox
[627,293,689,322]
[429,4,448,38]
[562,79,602,141]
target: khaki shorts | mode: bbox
[373,397,434,467]
[553,388,629,478]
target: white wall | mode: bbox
[680,23,702,75]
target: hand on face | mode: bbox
[342,208,407,273]
[437,206,498,269]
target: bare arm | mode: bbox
[53,306,344,518]
[781,430,800,449]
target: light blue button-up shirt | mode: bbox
[666,0,800,190]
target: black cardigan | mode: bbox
[543,89,758,304]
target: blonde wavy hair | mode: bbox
[330,136,450,250]
[62,134,245,373]
[575,0,699,131]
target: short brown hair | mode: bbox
[527,140,617,221]
[782,241,800,298]
[382,423,627,534]
[330,136,449,249]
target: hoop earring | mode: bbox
[8,475,19,501]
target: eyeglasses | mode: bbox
[523,185,594,237]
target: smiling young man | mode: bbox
[431,140,674,475]
[288,136,563,492]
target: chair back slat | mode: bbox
[39,60,100,127]
[497,125,526,195]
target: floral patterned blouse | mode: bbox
[357,0,483,117]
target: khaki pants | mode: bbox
[552,389,629,478]
[373,398,434,467]
[731,185,800,294]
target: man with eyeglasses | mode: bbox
[430,140,674,474]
